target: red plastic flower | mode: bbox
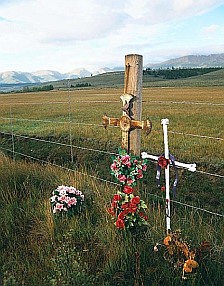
[121,202,129,209]
[161,186,166,192]
[158,156,170,169]
[107,207,115,216]
[113,194,121,201]
[116,218,125,229]
[131,196,140,205]
[123,185,134,194]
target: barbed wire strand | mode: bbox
[0,145,222,218]
[0,130,223,178]
[147,193,224,218]
[0,131,117,156]
[1,100,223,106]
[0,146,121,187]
[0,116,223,141]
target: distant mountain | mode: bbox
[146,53,224,69]
[0,67,118,85]
[1,53,224,85]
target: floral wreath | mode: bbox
[110,148,148,186]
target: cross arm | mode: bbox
[141,152,196,172]
[103,113,119,129]
[131,119,152,135]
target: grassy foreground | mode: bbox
[0,153,223,286]
[0,86,223,285]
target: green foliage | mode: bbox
[21,84,54,93]
[143,67,222,79]
[71,82,92,88]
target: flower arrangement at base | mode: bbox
[110,148,148,186]
[107,185,148,230]
[50,185,84,216]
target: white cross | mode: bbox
[141,118,196,234]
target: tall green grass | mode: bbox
[0,87,223,285]
[0,153,223,285]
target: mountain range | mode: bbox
[1,53,224,85]
[146,53,224,69]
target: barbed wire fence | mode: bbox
[0,89,223,219]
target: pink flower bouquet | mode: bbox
[110,149,148,186]
[50,185,84,216]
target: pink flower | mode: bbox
[111,162,119,171]
[117,174,126,183]
[142,164,147,171]
[53,203,65,213]
[58,195,68,202]
[67,197,77,207]
[126,177,134,185]
[121,155,131,167]
[136,169,143,179]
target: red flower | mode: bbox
[161,186,165,192]
[128,205,137,213]
[123,185,134,194]
[144,215,148,221]
[107,207,115,216]
[158,156,170,169]
[121,202,129,209]
[116,218,125,229]
[131,196,140,205]
[113,194,121,201]
[118,211,127,220]
[111,201,118,208]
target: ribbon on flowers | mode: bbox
[156,154,178,196]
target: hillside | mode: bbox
[147,53,224,69]
[51,68,224,89]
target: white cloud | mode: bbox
[0,0,224,71]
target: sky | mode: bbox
[1,0,224,73]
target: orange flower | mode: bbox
[163,235,171,246]
[183,259,199,273]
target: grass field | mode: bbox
[0,85,224,285]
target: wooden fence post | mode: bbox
[124,54,143,156]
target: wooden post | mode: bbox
[124,54,143,156]
[103,54,152,155]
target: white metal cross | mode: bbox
[141,118,196,234]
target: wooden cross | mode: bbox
[102,54,152,155]
[141,118,196,234]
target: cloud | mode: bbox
[0,0,224,71]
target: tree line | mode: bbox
[143,67,222,79]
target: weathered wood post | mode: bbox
[124,54,143,156]
[103,54,151,155]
